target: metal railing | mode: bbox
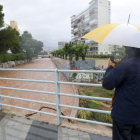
[0,68,112,127]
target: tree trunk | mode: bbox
[76,56,79,61]
[65,54,67,60]
[82,56,85,61]
[63,54,64,59]
[70,53,73,61]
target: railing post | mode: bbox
[55,69,61,125]
[0,90,2,110]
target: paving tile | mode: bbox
[58,127,68,138]
[16,131,28,139]
[4,134,16,140]
[38,128,48,138]
[0,118,10,127]
[69,135,80,140]
[0,125,12,134]
[17,117,26,124]
[0,131,6,140]
[6,120,16,126]
[24,119,33,125]
[78,131,90,139]
[10,116,19,121]
[48,124,58,131]
[0,113,6,121]
[101,136,112,140]
[8,129,21,138]
[39,122,49,129]
[25,133,37,140]
[68,128,78,136]
[89,133,101,140]
[58,136,69,140]
[47,130,58,139]
[20,124,32,133]
[28,125,39,135]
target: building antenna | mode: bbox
[127,13,131,25]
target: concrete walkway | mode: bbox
[0,113,112,140]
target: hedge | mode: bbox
[0,53,26,63]
[86,54,111,58]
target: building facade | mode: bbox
[58,42,66,50]
[71,0,111,55]
[3,21,22,34]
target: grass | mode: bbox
[77,87,113,124]
[81,87,114,98]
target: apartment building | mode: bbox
[3,21,22,34]
[58,42,66,50]
[71,0,111,55]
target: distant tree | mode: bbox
[79,44,89,61]
[63,43,69,60]
[32,39,43,54]
[0,5,4,28]
[68,41,75,61]
[20,31,43,60]
[72,45,81,61]
[0,27,20,53]
[112,47,126,59]
[10,30,21,54]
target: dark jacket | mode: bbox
[103,51,140,124]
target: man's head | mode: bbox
[124,46,140,58]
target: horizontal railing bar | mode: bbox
[60,115,112,127]
[0,103,57,117]
[59,104,111,114]
[58,70,105,73]
[0,77,55,84]
[0,95,56,106]
[58,82,102,87]
[0,68,55,72]
[59,93,112,101]
[0,86,55,95]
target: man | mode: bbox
[103,46,140,140]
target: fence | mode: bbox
[0,68,112,127]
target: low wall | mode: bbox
[51,56,106,82]
[0,57,37,68]
[50,56,79,118]
[51,56,70,80]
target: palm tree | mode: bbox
[79,44,89,61]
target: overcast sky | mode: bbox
[1,0,140,51]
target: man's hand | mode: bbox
[108,59,121,67]
[108,58,116,67]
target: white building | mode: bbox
[58,42,66,50]
[71,0,111,55]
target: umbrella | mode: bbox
[81,23,140,48]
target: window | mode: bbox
[90,24,98,29]
[105,52,108,55]
[100,52,103,54]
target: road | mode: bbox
[0,58,75,119]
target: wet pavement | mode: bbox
[0,113,112,140]
[0,58,75,119]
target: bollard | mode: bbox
[0,90,2,110]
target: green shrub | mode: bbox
[72,73,77,79]
[0,53,25,63]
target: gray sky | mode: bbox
[1,0,140,51]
